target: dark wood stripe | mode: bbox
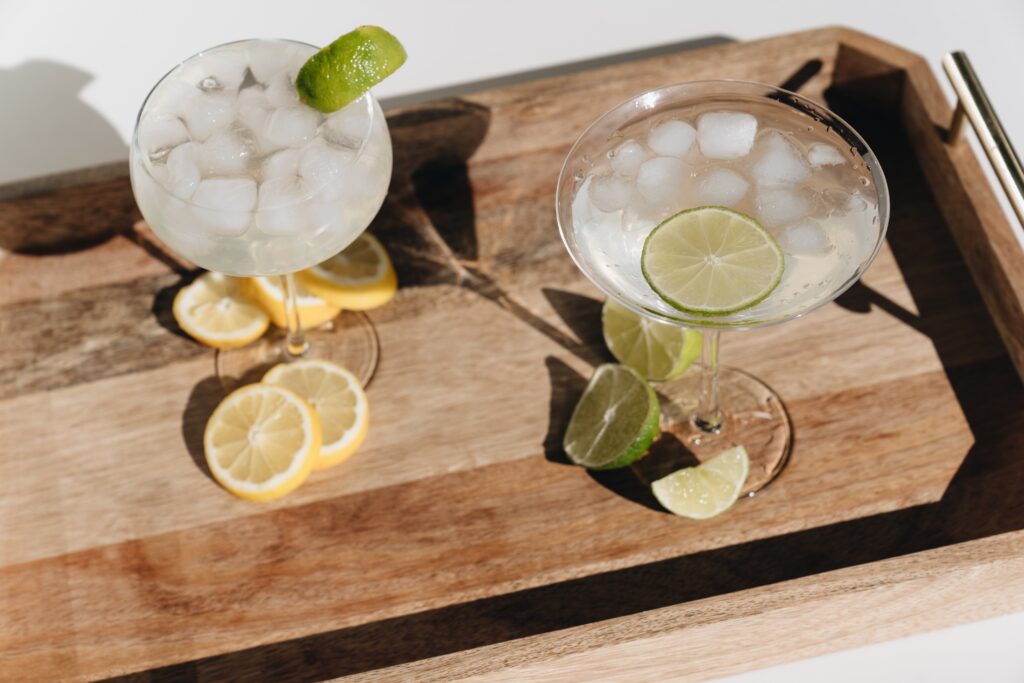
[0,272,205,401]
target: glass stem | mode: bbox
[280,273,308,358]
[694,329,722,433]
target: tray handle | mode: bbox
[942,51,1024,228]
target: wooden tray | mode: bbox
[2,27,1023,682]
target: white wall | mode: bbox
[1,0,1022,184]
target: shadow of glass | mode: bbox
[180,375,227,485]
[151,270,202,342]
[0,60,129,253]
[412,161,478,261]
[542,356,586,465]
[541,288,609,352]
[369,99,491,289]
[0,60,127,183]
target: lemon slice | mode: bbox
[642,207,783,316]
[563,364,660,469]
[296,26,407,113]
[242,276,341,329]
[297,233,397,310]
[602,299,702,381]
[173,272,269,349]
[204,384,322,501]
[651,446,749,519]
[263,359,369,469]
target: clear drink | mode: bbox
[568,92,883,328]
[130,39,391,277]
[557,80,889,494]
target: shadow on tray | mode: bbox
[105,56,1024,683]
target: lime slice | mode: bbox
[641,206,783,316]
[296,26,407,113]
[602,299,702,382]
[563,364,659,469]
[651,446,749,519]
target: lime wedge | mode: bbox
[602,299,702,382]
[563,364,659,469]
[296,26,406,113]
[651,446,749,519]
[641,207,783,316]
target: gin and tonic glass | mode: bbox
[130,38,392,383]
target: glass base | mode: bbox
[215,311,380,390]
[649,364,792,495]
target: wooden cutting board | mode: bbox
[1,26,1023,682]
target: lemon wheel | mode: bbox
[204,383,322,501]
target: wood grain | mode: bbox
[0,26,1022,682]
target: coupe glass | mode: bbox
[130,39,392,385]
[556,80,889,492]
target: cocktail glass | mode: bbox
[556,80,889,492]
[130,38,392,385]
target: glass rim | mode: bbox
[554,78,891,330]
[130,37,381,212]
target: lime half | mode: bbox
[641,207,783,316]
[602,299,702,382]
[297,26,406,113]
[563,364,659,469]
[652,446,750,519]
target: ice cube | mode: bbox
[777,220,833,256]
[697,111,758,159]
[180,91,235,141]
[827,193,878,263]
[246,237,292,274]
[610,140,649,177]
[636,157,687,204]
[161,197,219,258]
[262,148,301,180]
[147,79,199,118]
[138,115,189,158]
[247,42,305,84]
[322,96,372,148]
[750,132,809,185]
[182,48,248,91]
[165,142,201,199]
[588,174,632,212]
[299,141,356,199]
[257,177,311,235]
[306,201,341,237]
[191,177,257,236]
[262,106,320,151]
[334,156,384,205]
[647,120,696,158]
[264,76,300,109]
[236,88,269,135]
[695,167,749,207]
[844,193,871,214]
[755,187,810,225]
[200,129,256,175]
[808,143,845,167]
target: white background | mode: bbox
[3,0,1024,679]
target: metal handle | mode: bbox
[942,51,1024,227]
